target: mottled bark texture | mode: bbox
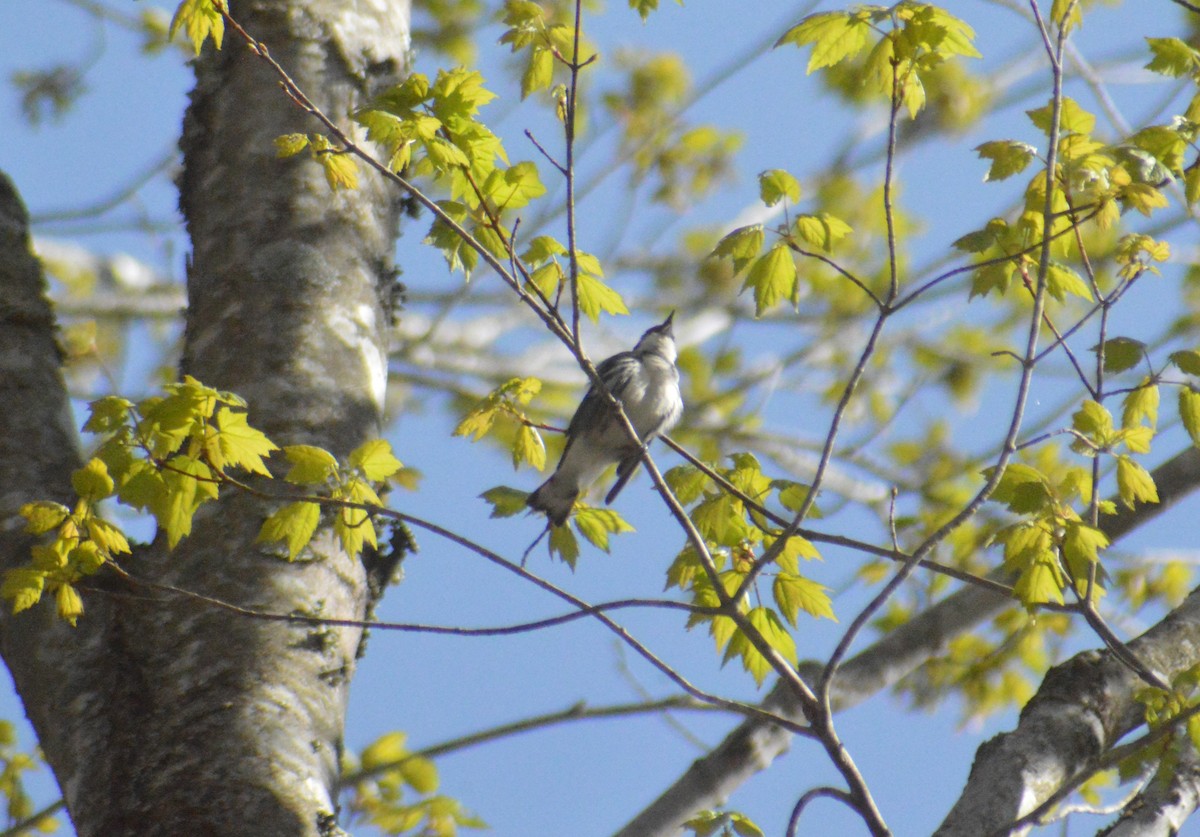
[616,449,1200,837]
[0,174,93,828]
[936,588,1200,836]
[1100,742,1200,836]
[0,0,411,833]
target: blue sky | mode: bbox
[3,1,1196,835]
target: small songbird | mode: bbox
[528,312,683,527]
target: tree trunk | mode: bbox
[0,0,410,833]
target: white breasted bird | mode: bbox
[528,312,684,527]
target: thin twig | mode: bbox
[96,564,714,636]
[0,799,66,837]
[341,695,721,786]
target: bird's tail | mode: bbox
[527,475,578,527]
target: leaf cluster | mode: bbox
[7,378,410,623]
[344,732,486,837]
[709,172,853,317]
[776,3,980,118]
[664,454,834,685]
[352,68,548,277]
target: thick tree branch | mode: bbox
[1100,740,1200,836]
[0,173,93,834]
[935,586,1200,836]
[4,3,413,834]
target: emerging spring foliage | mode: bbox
[6,377,408,623]
[53,0,1200,830]
[157,0,1193,692]
[344,731,486,836]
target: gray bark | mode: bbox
[614,449,1200,837]
[0,0,411,833]
[1101,743,1200,837]
[936,588,1200,836]
[0,173,93,829]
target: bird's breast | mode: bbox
[620,357,682,438]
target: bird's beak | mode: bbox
[661,311,675,334]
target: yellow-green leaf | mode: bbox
[758,169,801,207]
[72,458,114,502]
[84,395,133,434]
[523,235,568,263]
[742,244,796,316]
[548,523,580,568]
[480,486,529,518]
[1072,399,1113,441]
[1145,37,1200,78]
[214,408,277,477]
[1062,521,1108,566]
[710,225,764,275]
[87,517,131,556]
[969,262,1014,299]
[283,445,340,485]
[456,402,500,441]
[522,46,554,98]
[512,424,546,471]
[770,535,821,569]
[430,67,498,121]
[169,0,224,55]
[1,569,46,615]
[1172,350,1200,376]
[155,456,219,549]
[988,462,1052,514]
[734,606,797,686]
[576,272,629,322]
[573,507,634,553]
[1046,262,1092,302]
[60,318,96,357]
[399,754,440,794]
[1121,183,1169,217]
[1180,387,1200,447]
[975,139,1036,182]
[663,464,711,504]
[1122,379,1158,429]
[258,501,320,560]
[1120,425,1153,455]
[1014,555,1064,607]
[1096,337,1145,374]
[484,161,546,210]
[775,11,872,73]
[320,152,359,190]
[55,583,84,627]
[274,133,310,158]
[793,212,852,253]
[1116,455,1159,508]
[1067,520,1111,568]
[1050,0,1082,32]
[349,439,403,482]
[730,812,765,837]
[1027,97,1095,136]
[70,540,104,574]
[334,510,372,561]
[19,502,68,535]
[361,731,408,770]
[773,572,836,626]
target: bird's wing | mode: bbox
[564,352,637,443]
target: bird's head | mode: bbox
[632,311,677,363]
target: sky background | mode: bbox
[3,1,1197,835]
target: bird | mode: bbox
[527,312,683,527]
